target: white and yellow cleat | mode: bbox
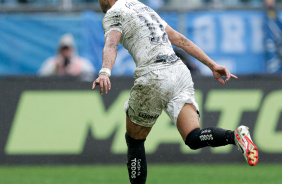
[235,126,258,166]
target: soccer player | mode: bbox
[92,0,259,183]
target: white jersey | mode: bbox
[102,0,179,77]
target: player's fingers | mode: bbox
[100,80,104,95]
[104,80,108,94]
[92,79,99,90]
[108,80,111,91]
[231,74,238,79]
[106,78,111,92]
[224,69,231,83]
[92,82,96,90]
[225,73,231,83]
[217,78,225,85]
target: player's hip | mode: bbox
[132,63,193,101]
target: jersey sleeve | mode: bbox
[102,9,123,37]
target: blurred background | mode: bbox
[1,0,282,183]
[1,0,282,77]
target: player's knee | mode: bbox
[125,132,146,148]
[185,128,201,150]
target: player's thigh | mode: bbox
[126,115,152,140]
[177,103,200,141]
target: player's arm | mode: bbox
[92,30,121,94]
[165,25,237,84]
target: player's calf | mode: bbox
[125,133,147,184]
[185,127,235,150]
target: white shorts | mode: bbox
[124,62,199,127]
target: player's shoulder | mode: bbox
[104,0,126,18]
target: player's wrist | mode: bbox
[99,68,111,77]
[208,61,218,72]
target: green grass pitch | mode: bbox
[0,164,281,184]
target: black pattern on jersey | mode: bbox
[113,15,121,26]
[138,14,168,45]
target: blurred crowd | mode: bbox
[1,0,282,9]
[141,0,275,9]
[39,34,95,81]
[1,0,282,76]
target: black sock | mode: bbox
[185,127,235,150]
[125,133,147,184]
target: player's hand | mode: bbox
[212,64,238,84]
[92,74,111,95]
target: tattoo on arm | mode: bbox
[108,35,119,51]
[176,33,216,71]
[102,32,120,69]
[102,48,116,68]
[202,60,214,70]
[102,58,112,68]
[178,35,191,48]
